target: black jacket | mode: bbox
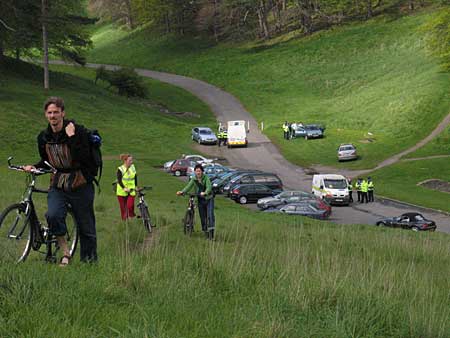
[35,119,94,184]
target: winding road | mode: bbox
[73,62,450,233]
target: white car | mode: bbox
[164,155,215,172]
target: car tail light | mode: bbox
[232,188,240,194]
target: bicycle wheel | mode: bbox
[183,210,194,236]
[0,203,32,263]
[65,210,79,257]
[140,205,152,233]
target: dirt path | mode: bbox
[70,62,450,233]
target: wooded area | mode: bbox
[88,0,444,40]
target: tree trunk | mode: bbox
[366,0,373,19]
[124,0,134,29]
[15,48,20,60]
[297,0,313,35]
[41,0,49,90]
[213,0,219,42]
[409,0,415,11]
[165,12,170,34]
[257,0,270,39]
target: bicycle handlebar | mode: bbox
[7,157,55,175]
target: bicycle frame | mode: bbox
[2,158,77,262]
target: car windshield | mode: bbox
[324,179,347,189]
[305,126,320,131]
[199,129,212,135]
[340,146,354,151]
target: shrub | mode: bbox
[95,66,148,98]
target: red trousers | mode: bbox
[117,195,136,220]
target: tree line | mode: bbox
[88,0,446,41]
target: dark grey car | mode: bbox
[293,124,324,139]
[257,191,316,210]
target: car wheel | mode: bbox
[239,196,248,204]
[411,226,419,232]
[175,170,181,177]
[376,222,385,226]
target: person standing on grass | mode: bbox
[282,121,289,140]
[24,96,98,266]
[177,164,215,240]
[116,154,138,220]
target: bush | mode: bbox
[95,66,148,98]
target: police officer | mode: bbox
[355,178,362,202]
[347,178,353,203]
[368,177,374,202]
[360,178,368,204]
[282,122,289,140]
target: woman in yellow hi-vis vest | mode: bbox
[116,154,137,220]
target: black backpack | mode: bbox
[86,129,103,187]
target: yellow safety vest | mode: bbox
[116,164,136,197]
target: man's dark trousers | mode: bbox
[47,183,97,262]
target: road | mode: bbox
[80,62,450,233]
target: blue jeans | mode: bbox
[197,197,215,231]
[46,183,97,262]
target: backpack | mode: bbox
[86,129,103,188]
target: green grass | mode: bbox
[88,10,450,171]
[369,157,450,212]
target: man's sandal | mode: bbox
[59,255,71,267]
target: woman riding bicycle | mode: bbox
[177,164,215,240]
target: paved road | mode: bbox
[81,62,450,233]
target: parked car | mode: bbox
[188,163,232,178]
[257,190,318,210]
[312,174,350,205]
[230,184,281,204]
[212,170,260,194]
[376,212,437,231]
[337,144,358,161]
[222,172,283,195]
[164,154,214,171]
[170,159,197,176]
[264,202,330,220]
[293,124,324,140]
[192,127,218,145]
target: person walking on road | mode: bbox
[23,96,98,266]
[116,154,138,220]
[355,178,362,203]
[177,164,216,240]
[360,178,369,204]
[368,177,374,202]
[347,178,353,203]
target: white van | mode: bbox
[312,174,350,205]
[227,120,248,148]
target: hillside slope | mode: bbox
[89,8,450,170]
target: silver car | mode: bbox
[192,127,218,145]
[337,144,358,161]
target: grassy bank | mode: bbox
[0,60,449,337]
[88,9,450,170]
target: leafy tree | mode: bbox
[422,7,450,70]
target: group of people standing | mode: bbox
[348,177,375,203]
[282,121,304,140]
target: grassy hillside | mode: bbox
[0,59,449,337]
[89,9,450,171]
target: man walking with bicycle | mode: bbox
[177,164,216,240]
[24,97,98,266]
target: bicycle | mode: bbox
[0,157,79,264]
[182,194,196,236]
[135,186,153,233]
[182,194,214,240]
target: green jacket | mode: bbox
[182,174,213,200]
